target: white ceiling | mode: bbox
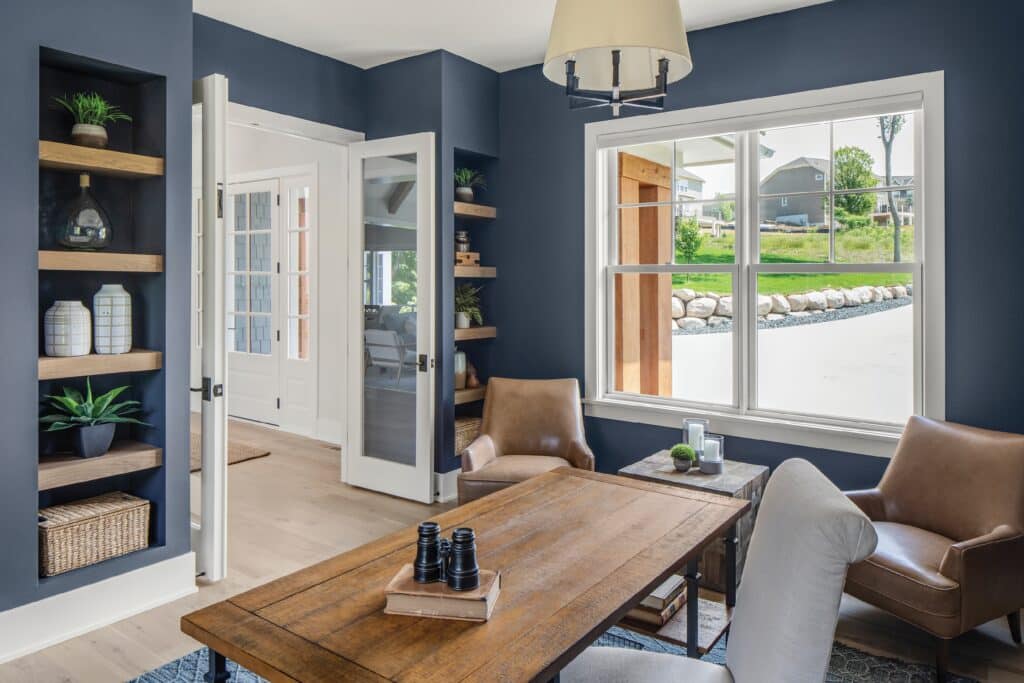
[193,0,830,72]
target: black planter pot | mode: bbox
[72,423,116,458]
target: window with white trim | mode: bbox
[586,75,944,452]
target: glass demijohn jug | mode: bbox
[59,173,111,250]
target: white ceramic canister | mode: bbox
[44,300,91,357]
[93,284,132,354]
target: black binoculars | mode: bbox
[414,522,480,591]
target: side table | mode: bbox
[619,452,769,593]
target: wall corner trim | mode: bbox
[0,552,197,664]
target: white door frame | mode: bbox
[345,132,436,503]
[192,73,229,583]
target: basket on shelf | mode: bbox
[455,417,482,455]
[38,491,150,577]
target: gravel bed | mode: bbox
[673,296,912,336]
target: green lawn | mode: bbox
[671,227,915,296]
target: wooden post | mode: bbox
[615,152,673,396]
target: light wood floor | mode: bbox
[0,420,445,683]
[1,422,1021,681]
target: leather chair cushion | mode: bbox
[846,521,961,620]
[563,647,733,683]
[458,455,571,484]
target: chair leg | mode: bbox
[935,638,950,683]
[1009,610,1022,645]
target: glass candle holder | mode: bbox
[683,418,709,457]
[700,434,725,474]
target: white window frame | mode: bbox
[584,72,945,458]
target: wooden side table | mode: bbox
[619,452,769,593]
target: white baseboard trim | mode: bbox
[434,469,461,503]
[0,552,197,664]
[316,417,343,446]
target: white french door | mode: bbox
[226,179,282,425]
[346,133,436,503]
[191,73,228,582]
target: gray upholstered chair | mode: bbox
[563,459,878,683]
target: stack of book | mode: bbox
[384,564,501,622]
[625,574,687,627]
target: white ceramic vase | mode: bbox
[93,284,132,354]
[44,301,91,357]
[455,311,471,329]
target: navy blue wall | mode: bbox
[0,0,193,611]
[493,0,1024,488]
[193,14,365,131]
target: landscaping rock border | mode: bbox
[670,285,913,334]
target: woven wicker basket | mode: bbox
[455,417,482,454]
[38,492,150,577]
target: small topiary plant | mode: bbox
[669,443,697,462]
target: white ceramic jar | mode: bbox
[44,300,91,357]
[93,284,132,354]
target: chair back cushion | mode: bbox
[726,459,877,683]
[481,378,585,458]
[879,416,1024,541]
[363,329,402,363]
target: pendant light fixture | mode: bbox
[543,0,692,117]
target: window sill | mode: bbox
[583,396,901,458]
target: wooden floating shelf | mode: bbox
[39,349,162,380]
[39,441,162,491]
[39,250,163,273]
[454,265,496,278]
[454,326,497,341]
[454,385,487,405]
[453,202,497,220]
[39,140,164,179]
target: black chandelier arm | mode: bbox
[562,54,674,116]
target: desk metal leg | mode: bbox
[725,524,738,608]
[685,557,701,658]
[205,649,230,682]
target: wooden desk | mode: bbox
[182,468,748,682]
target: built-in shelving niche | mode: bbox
[452,148,499,442]
[36,47,168,586]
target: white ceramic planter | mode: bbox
[70,123,108,149]
[455,186,474,203]
[93,284,132,354]
[455,311,471,329]
[44,301,91,357]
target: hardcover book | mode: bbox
[384,564,501,622]
[625,585,688,626]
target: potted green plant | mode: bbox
[454,168,486,203]
[455,283,483,329]
[669,443,698,472]
[40,378,149,458]
[52,91,133,149]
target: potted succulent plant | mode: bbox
[454,168,486,203]
[40,378,149,458]
[455,283,483,329]
[669,443,698,472]
[53,91,132,149]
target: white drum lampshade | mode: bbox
[543,0,692,93]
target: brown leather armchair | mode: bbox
[457,378,595,505]
[844,416,1024,680]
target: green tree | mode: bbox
[714,193,735,222]
[390,250,417,311]
[878,114,907,262]
[833,146,875,216]
[675,216,703,271]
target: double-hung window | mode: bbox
[585,74,945,456]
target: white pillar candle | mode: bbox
[703,438,720,462]
[687,423,704,450]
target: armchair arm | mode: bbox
[565,439,595,471]
[939,525,1024,628]
[845,489,886,521]
[461,434,498,473]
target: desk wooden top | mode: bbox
[181,468,749,682]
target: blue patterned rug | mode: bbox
[131,627,975,682]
